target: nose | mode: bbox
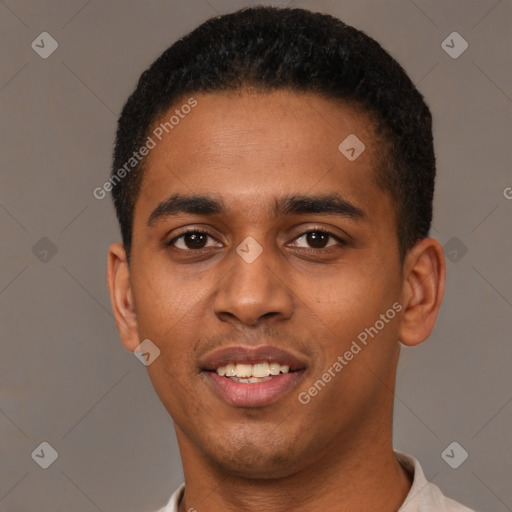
[212,241,294,327]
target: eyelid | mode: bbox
[167,226,221,248]
[287,225,348,249]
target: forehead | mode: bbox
[134,90,389,225]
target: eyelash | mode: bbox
[166,226,347,253]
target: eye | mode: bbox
[291,229,345,250]
[168,229,222,251]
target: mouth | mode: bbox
[200,346,307,407]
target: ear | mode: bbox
[106,242,140,351]
[398,237,446,347]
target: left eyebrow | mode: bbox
[274,193,366,220]
[146,192,366,227]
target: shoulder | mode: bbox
[151,483,185,512]
[395,451,477,512]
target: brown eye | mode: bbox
[305,231,329,248]
[293,230,344,250]
[182,232,207,249]
[169,230,221,251]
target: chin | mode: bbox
[203,430,305,480]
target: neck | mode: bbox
[176,425,412,512]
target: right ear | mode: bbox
[106,243,140,351]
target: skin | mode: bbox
[107,89,445,512]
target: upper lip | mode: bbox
[199,345,308,372]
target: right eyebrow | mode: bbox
[147,194,225,227]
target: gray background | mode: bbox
[0,0,510,511]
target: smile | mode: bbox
[200,346,307,407]
[216,361,291,380]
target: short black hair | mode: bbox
[111,6,435,262]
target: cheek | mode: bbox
[301,260,401,382]
[130,257,213,340]
[146,363,202,431]
[302,266,388,337]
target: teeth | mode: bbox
[269,362,281,375]
[230,376,273,383]
[215,362,292,378]
[225,363,236,377]
[235,364,252,378]
[252,362,270,378]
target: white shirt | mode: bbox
[155,451,476,512]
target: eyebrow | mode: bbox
[146,192,366,227]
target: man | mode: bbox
[106,6,476,512]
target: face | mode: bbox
[121,90,408,478]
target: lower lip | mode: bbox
[204,370,305,407]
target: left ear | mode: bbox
[398,237,446,347]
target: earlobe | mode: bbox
[398,237,446,347]
[106,243,140,352]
